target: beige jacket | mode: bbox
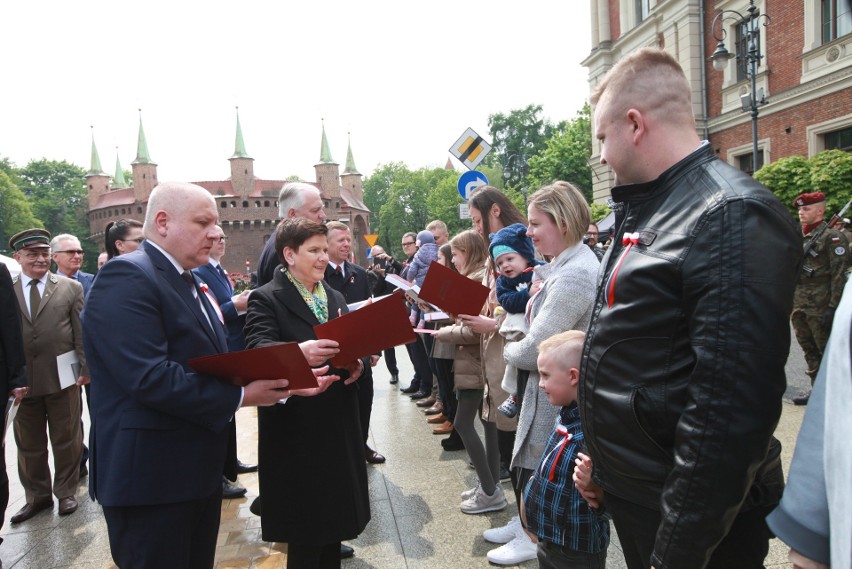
[13,272,87,397]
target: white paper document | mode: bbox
[56,350,81,390]
[3,396,19,444]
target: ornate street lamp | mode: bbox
[708,0,770,173]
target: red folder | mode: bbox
[188,342,318,389]
[418,261,490,317]
[314,292,417,367]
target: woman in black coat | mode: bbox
[244,218,370,569]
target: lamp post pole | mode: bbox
[503,151,530,207]
[709,0,770,172]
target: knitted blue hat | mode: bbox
[489,223,535,262]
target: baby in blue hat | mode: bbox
[489,223,544,417]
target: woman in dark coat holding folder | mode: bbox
[244,218,370,569]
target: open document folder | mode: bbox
[314,292,416,367]
[418,261,490,317]
[188,342,318,390]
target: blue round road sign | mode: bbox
[458,171,488,200]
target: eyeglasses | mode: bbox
[585,232,598,237]
[56,249,85,255]
[121,238,145,244]
[401,241,416,247]
[217,236,227,243]
[22,251,51,260]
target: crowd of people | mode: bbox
[1,47,850,569]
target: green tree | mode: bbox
[526,103,593,202]
[808,150,852,214]
[753,155,811,215]
[0,170,42,252]
[377,169,431,258]
[590,202,611,224]
[17,159,97,271]
[755,150,852,217]
[485,104,556,187]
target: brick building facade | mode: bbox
[584,0,852,202]
[86,115,371,274]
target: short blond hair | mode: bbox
[528,181,590,245]
[426,220,448,234]
[538,330,585,370]
[325,221,350,234]
[591,47,694,130]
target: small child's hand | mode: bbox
[573,452,604,509]
[529,279,543,297]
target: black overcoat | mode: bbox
[244,268,370,544]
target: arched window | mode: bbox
[264,200,270,207]
[221,201,228,208]
[242,201,249,208]
[230,201,237,208]
[255,201,261,208]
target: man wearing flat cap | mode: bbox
[791,192,850,404]
[8,228,87,523]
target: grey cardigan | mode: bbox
[505,242,599,471]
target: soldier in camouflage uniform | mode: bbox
[791,192,850,404]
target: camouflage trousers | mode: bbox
[791,309,829,382]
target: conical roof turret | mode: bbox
[86,127,106,176]
[113,148,128,189]
[132,110,153,165]
[342,133,360,175]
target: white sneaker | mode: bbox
[460,481,481,500]
[486,532,538,565]
[483,515,522,544]
[460,485,507,514]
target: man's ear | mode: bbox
[154,210,169,236]
[569,367,581,388]
[626,108,645,143]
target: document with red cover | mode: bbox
[314,292,417,367]
[188,342,318,389]
[418,261,490,317]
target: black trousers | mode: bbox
[223,420,238,482]
[404,337,432,392]
[433,357,456,420]
[357,366,374,445]
[605,492,775,569]
[287,541,341,569]
[0,438,8,544]
[103,488,222,569]
[383,347,398,375]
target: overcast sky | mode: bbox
[2,1,592,184]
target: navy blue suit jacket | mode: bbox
[82,241,241,507]
[194,262,246,351]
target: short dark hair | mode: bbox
[275,218,328,265]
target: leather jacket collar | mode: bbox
[611,143,716,204]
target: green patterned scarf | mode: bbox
[282,267,329,324]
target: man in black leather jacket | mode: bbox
[579,48,801,569]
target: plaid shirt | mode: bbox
[523,403,610,551]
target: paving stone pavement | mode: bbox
[1,336,809,568]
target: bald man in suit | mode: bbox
[83,182,304,568]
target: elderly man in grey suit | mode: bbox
[9,228,87,524]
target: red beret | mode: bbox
[793,192,825,207]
